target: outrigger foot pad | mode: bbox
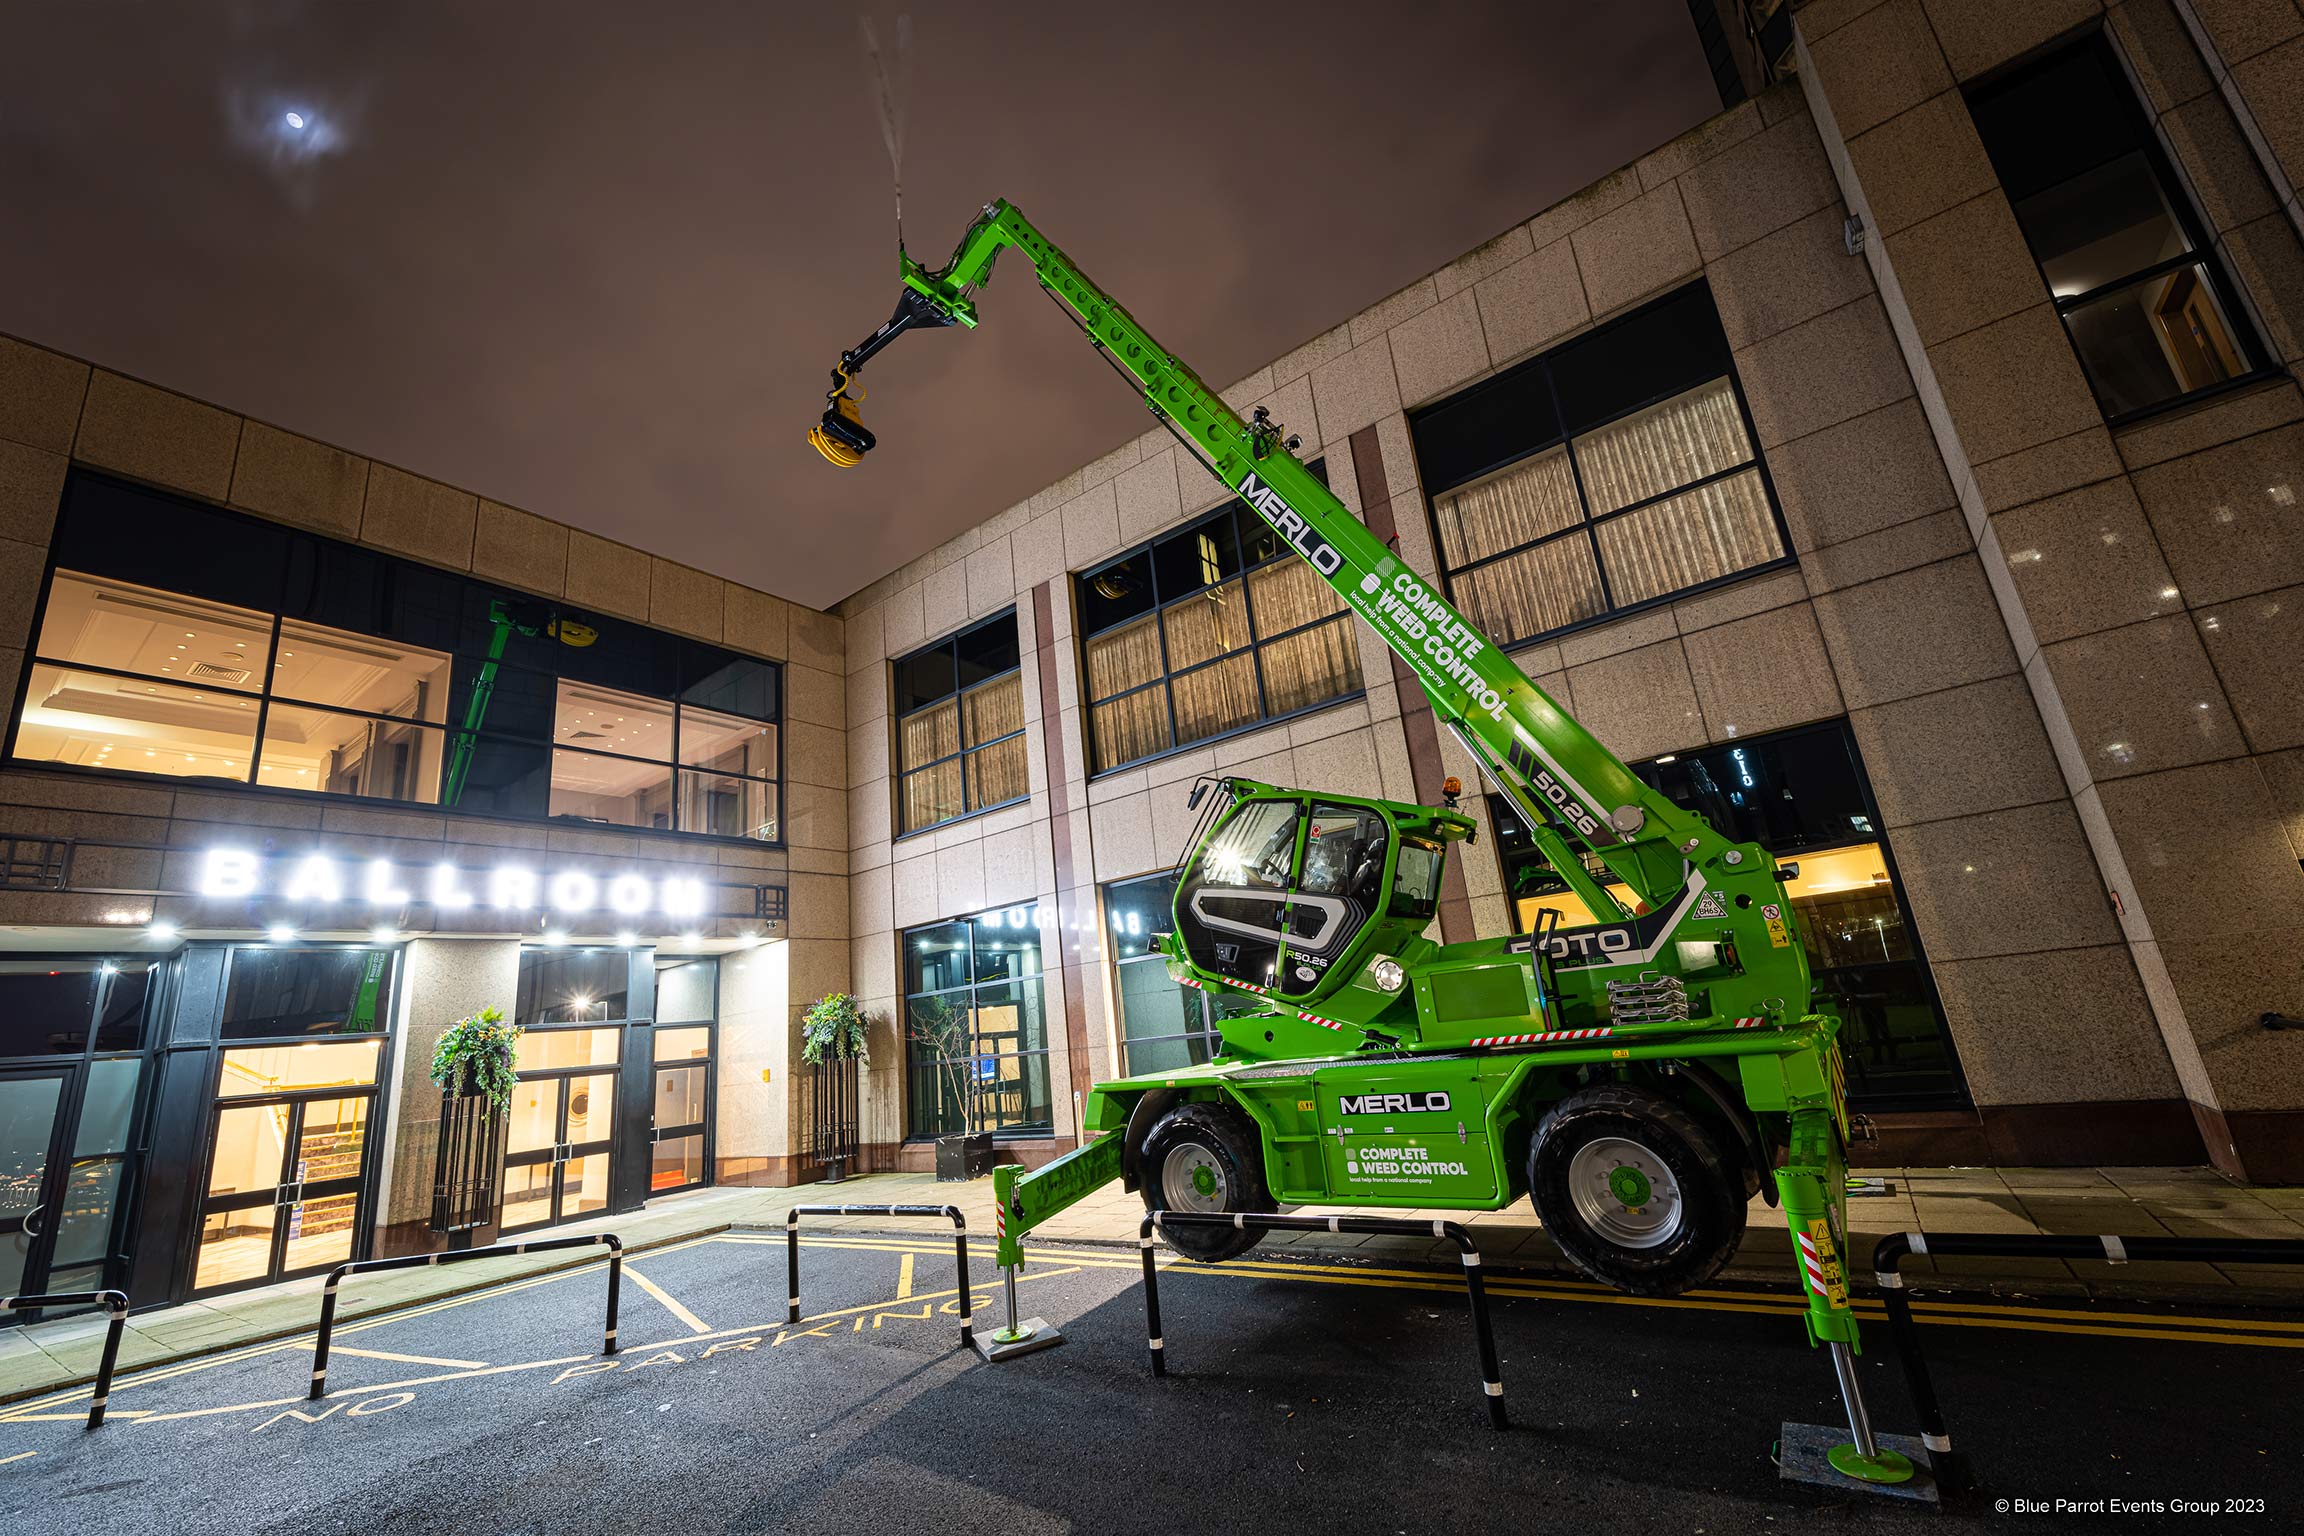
[1777,1423,1936,1503]
[973,1318,1064,1363]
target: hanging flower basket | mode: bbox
[430,1006,523,1108]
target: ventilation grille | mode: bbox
[187,662,252,684]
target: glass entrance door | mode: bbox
[649,1027,711,1194]
[193,1094,371,1292]
[0,1069,73,1304]
[501,1071,616,1232]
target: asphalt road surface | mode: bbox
[1,1231,2297,1533]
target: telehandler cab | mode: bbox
[815,199,1909,1484]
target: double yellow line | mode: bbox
[773,1234,2304,1351]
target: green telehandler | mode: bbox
[816,200,1908,1484]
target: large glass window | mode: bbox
[17,571,449,793]
[1077,465,1362,775]
[1106,873,1266,1075]
[1487,720,1965,1109]
[220,947,396,1039]
[894,612,1027,835]
[1410,284,1789,652]
[11,473,782,841]
[515,948,635,1026]
[903,907,1052,1138]
[1968,33,2266,420]
[0,958,157,1308]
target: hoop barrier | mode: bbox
[1138,1210,1507,1429]
[1866,1229,2304,1497]
[309,1232,624,1400]
[784,1204,974,1350]
[3,1290,130,1429]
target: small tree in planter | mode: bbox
[428,1007,522,1245]
[800,993,869,1182]
[907,995,992,1181]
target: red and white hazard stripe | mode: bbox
[1296,1010,1354,1032]
[1466,1027,1614,1048]
[1796,1230,1829,1298]
[1731,1017,1769,1028]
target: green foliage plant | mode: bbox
[801,992,872,1066]
[430,1005,523,1110]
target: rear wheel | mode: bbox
[1138,1101,1274,1262]
[1528,1084,1744,1295]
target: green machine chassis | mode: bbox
[820,200,1903,1482]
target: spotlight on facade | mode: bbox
[543,928,569,946]
[679,932,701,949]
[267,924,297,943]
[614,930,638,947]
[148,919,179,941]
[371,926,398,944]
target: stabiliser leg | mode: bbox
[1776,1107,1917,1489]
[975,1162,1063,1362]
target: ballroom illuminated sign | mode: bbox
[197,849,713,919]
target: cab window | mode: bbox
[1390,839,1444,922]
[1300,804,1388,902]
[1198,799,1301,889]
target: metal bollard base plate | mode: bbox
[973,1317,1064,1363]
[1777,1423,1937,1503]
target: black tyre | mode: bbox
[1138,1101,1274,1262]
[1527,1083,1745,1295]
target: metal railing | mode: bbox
[309,1232,623,1399]
[784,1204,974,1349]
[1871,1230,2304,1492]
[2,1291,130,1429]
[805,1056,861,1183]
[429,1091,505,1240]
[1138,1211,1507,1429]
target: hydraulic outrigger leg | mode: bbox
[1776,1107,1915,1486]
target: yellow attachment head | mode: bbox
[808,376,875,468]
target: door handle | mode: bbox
[21,1206,42,1237]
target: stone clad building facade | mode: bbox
[0,338,854,1309]
[835,0,2304,1183]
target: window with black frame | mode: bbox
[1104,873,1270,1074]
[0,958,158,1308]
[1410,283,1790,653]
[894,612,1027,835]
[1077,462,1361,775]
[1967,33,2267,420]
[12,473,781,841]
[196,946,396,1292]
[1486,720,1966,1109]
[902,908,1052,1139]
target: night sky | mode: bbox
[0,2,1720,609]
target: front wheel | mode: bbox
[1527,1084,1745,1295]
[1138,1101,1274,1262]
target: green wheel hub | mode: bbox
[1567,1136,1684,1250]
[1192,1164,1218,1198]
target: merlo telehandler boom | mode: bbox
[813,200,1910,1484]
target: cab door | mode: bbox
[1173,795,1395,1002]
[1173,797,1303,992]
